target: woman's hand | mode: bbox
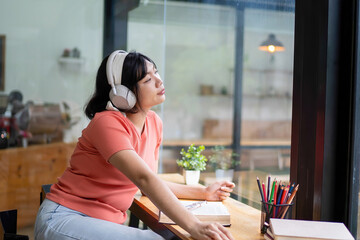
[204,181,235,201]
[190,222,234,240]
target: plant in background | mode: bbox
[209,145,240,170]
[176,144,208,171]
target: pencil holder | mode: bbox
[260,201,293,234]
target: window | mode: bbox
[128,0,295,209]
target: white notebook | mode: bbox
[269,218,354,240]
[158,200,230,226]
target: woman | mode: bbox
[34,50,235,240]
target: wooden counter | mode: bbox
[0,142,76,228]
[130,173,265,240]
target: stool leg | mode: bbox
[0,209,17,234]
[129,212,140,228]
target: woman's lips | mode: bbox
[158,89,165,95]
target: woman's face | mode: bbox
[136,60,165,110]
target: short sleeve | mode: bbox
[83,112,135,161]
[149,111,163,164]
[154,113,163,148]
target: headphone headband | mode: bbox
[106,50,129,88]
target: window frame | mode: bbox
[291,0,359,237]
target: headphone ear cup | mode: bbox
[109,85,136,110]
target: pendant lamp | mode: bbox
[259,34,285,53]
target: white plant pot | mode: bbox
[215,169,234,182]
[183,169,200,185]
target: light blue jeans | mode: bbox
[34,199,164,240]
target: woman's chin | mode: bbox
[157,95,166,104]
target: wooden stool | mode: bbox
[40,184,52,205]
[0,209,29,240]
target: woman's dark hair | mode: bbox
[84,51,157,119]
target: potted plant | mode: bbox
[176,144,208,185]
[209,145,239,181]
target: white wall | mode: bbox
[0,0,104,141]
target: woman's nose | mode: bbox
[156,77,163,87]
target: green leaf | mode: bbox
[176,144,208,171]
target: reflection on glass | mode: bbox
[128,0,295,209]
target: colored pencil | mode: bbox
[272,182,278,218]
[256,177,265,203]
[269,179,276,203]
[262,182,267,203]
[280,184,299,218]
[267,176,271,201]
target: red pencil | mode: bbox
[262,182,267,203]
[262,182,269,213]
[280,187,289,204]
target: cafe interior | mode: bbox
[0,0,359,239]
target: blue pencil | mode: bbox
[256,177,265,203]
[289,183,295,194]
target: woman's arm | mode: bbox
[109,150,234,240]
[165,181,235,201]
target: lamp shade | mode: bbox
[259,34,285,53]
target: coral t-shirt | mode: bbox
[46,110,162,224]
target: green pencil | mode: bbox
[269,179,276,203]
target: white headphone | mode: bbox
[106,50,136,110]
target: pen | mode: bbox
[185,201,207,211]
